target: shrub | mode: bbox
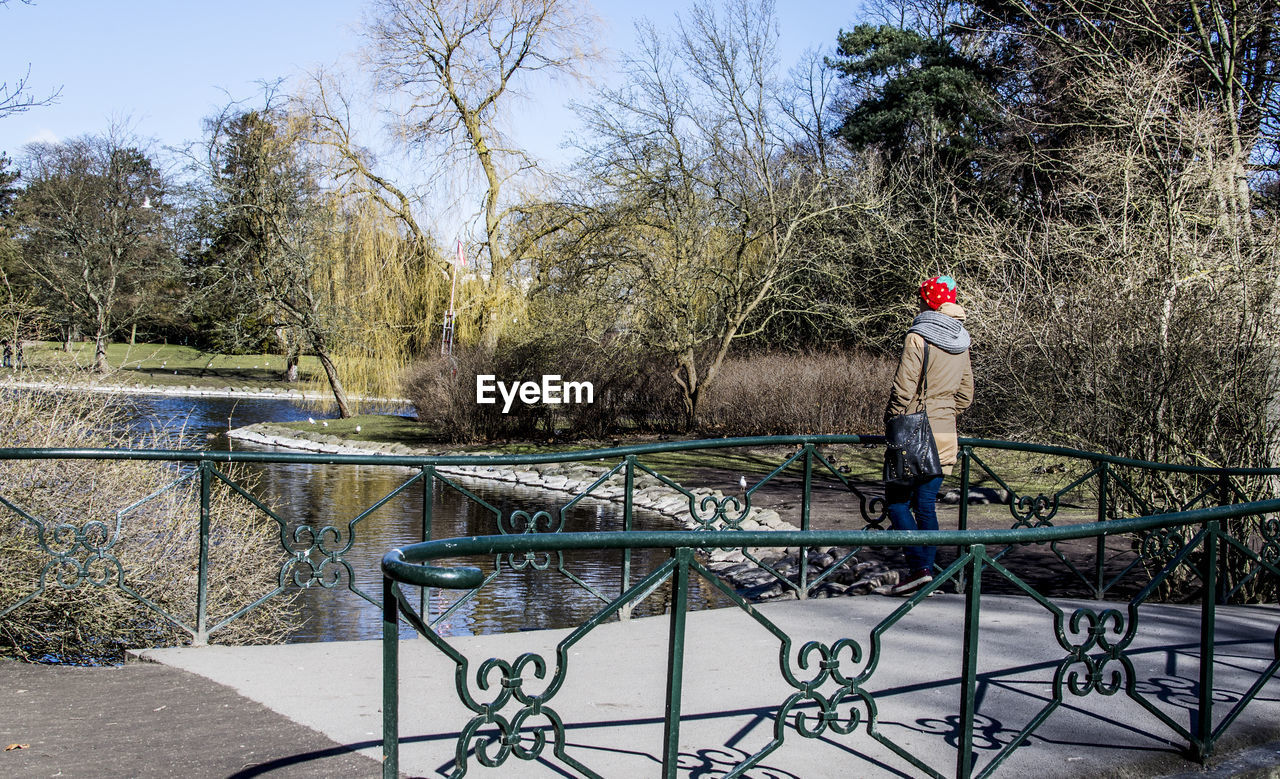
[404,340,685,442]
[696,350,895,437]
[403,348,514,443]
[405,345,895,442]
[0,383,297,663]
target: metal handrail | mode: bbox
[380,499,1280,778]
[2,434,1278,475]
[384,499,1280,584]
[4,434,1277,646]
[4,435,1279,777]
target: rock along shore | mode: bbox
[0,377,409,406]
[229,421,902,600]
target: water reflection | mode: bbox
[121,393,730,642]
[242,459,729,641]
[122,394,342,447]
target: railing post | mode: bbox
[1195,521,1219,763]
[956,543,984,779]
[195,459,211,646]
[420,465,434,623]
[800,445,813,597]
[1215,473,1231,605]
[662,547,693,777]
[1216,472,1231,507]
[956,447,971,593]
[383,576,400,778]
[1095,462,1108,600]
[621,455,636,620]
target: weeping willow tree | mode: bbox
[198,92,527,416]
[304,199,510,411]
[195,104,356,415]
[299,73,536,365]
[312,201,440,406]
[360,0,597,347]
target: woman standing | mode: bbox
[884,276,974,596]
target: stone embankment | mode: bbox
[0,377,408,405]
[230,422,901,599]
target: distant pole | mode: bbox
[442,241,463,357]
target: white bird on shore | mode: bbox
[355,425,361,433]
[308,417,316,424]
[321,420,328,427]
[739,475,748,493]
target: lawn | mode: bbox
[274,414,446,448]
[14,341,325,390]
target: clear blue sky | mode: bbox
[1,1,861,166]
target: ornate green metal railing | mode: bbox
[383,503,1280,778]
[366,436,1278,778]
[2,436,1278,775]
[1,436,1276,645]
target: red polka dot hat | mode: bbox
[920,276,958,310]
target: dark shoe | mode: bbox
[887,569,933,596]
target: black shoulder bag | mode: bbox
[883,343,943,486]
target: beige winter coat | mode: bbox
[885,302,974,474]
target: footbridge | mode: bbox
[0,436,1277,777]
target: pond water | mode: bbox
[122,393,343,446]
[126,393,729,642]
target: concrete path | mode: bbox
[136,594,1280,778]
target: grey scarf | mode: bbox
[909,311,971,354]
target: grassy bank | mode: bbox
[14,341,325,391]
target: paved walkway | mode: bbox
[127,594,1280,778]
[3,594,1278,777]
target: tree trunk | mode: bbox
[93,335,110,374]
[683,387,700,433]
[315,349,352,418]
[1267,349,1280,475]
[673,352,700,432]
[281,331,300,382]
[91,304,111,373]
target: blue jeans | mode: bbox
[885,475,944,573]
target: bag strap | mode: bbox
[913,342,930,414]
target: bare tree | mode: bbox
[299,72,439,273]
[361,0,598,337]
[992,0,1279,229]
[195,102,356,415]
[16,131,170,373]
[961,57,1279,477]
[865,0,974,41]
[948,0,1280,471]
[562,0,872,428]
[782,48,841,176]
